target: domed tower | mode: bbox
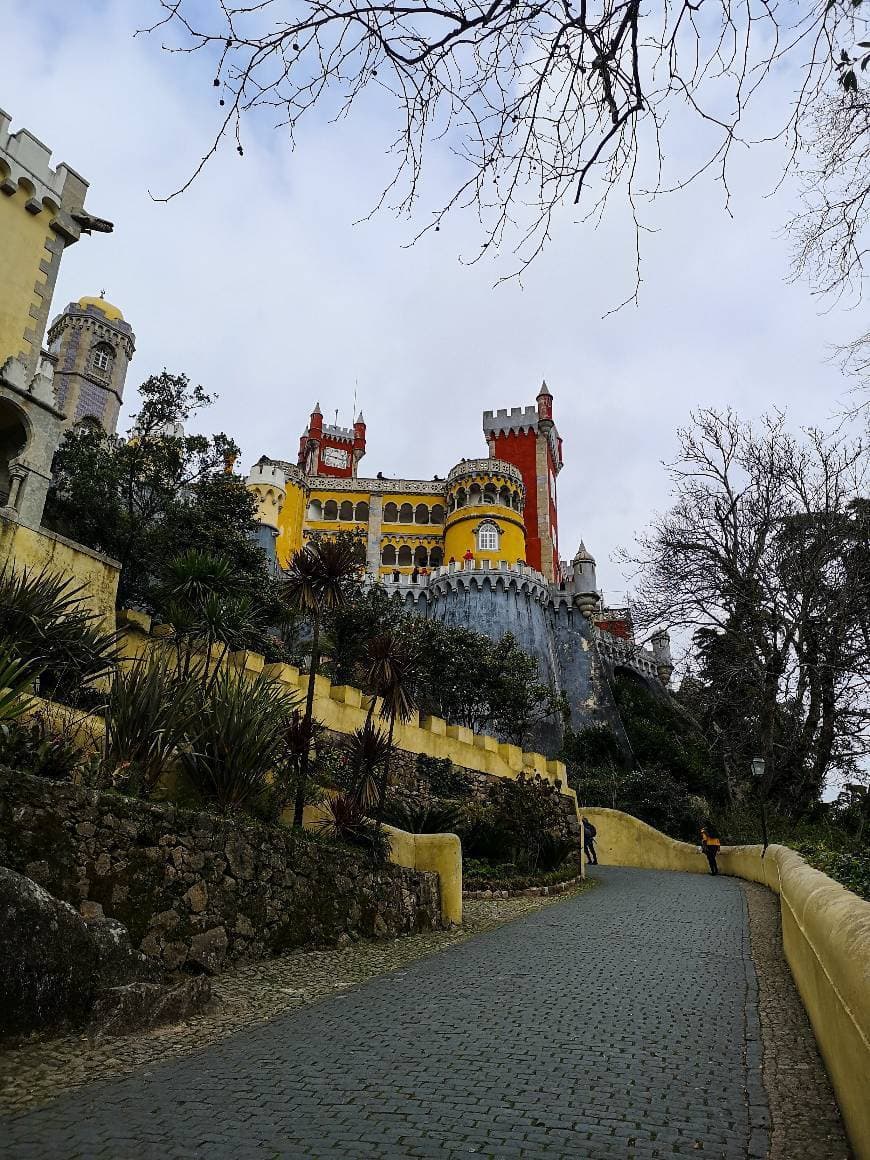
[47,294,135,434]
[443,458,526,566]
[246,459,287,570]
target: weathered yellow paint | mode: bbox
[274,477,305,567]
[582,807,870,1160]
[386,825,463,925]
[0,515,120,627]
[0,186,53,364]
[444,504,526,565]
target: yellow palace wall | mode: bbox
[444,504,526,565]
[0,185,54,365]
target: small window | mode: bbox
[91,343,114,374]
[477,523,499,552]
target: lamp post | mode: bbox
[752,756,768,857]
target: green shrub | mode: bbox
[415,754,474,798]
[456,775,574,871]
[794,843,870,901]
[381,796,460,834]
[463,855,581,891]
[0,712,82,782]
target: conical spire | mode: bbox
[312,401,322,415]
[537,379,552,399]
[356,410,365,424]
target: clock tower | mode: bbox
[297,402,365,478]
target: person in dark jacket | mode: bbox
[700,825,721,875]
[582,816,598,865]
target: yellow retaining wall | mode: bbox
[117,614,576,803]
[582,807,870,1159]
[379,824,463,927]
[0,516,120,627]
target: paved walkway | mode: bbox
[2,868,767,1159]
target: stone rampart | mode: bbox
[582,807,870,1160]
[0,769,442,975]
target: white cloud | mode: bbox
[3,0,859,601]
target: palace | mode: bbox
[247,384,563,583]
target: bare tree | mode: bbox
[146,0,865,281]
[623,409,868,806]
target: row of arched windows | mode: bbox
[307,499,370,522]
[448,483,522,512]
[381,545,444,568]
[382,502,445,525]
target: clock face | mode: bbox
[321,446,349,469]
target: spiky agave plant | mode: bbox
[0,644,35,727]
[104,659,198,796]
[0,564,118,701]
[179,667,297,813]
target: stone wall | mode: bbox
[0,769,441,975]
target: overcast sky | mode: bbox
[4,1,861,603]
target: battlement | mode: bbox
[323,423,355,443]
[482,405,539,436]
[49,301,135,341]
[247,462,287,491]
[0,109,88,206]
[447,458,524,486]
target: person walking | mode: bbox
[582,816,598,865]
[700,825,721,875]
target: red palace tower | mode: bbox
[482,382,563,580]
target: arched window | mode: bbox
[323,500,338,521]
[483,484,497,504]
[381,544,396,566]
[415,503,429,524]
[455,488,467,508]
[477,522,499,552]
[399,502,413,523]
[383,502,398,523]
[469,483,482,505]
[90,342,114,375]
[355,501,369,521]
[397,545,413,566]
[307,498,323,521]
[414,545,428,566]
[339,500,354,521]
[430,504,445,524]
[0,398,28,508]
[430,547,443,567]
[499,486,511,507]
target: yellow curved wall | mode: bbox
[582,807,870,1160]
[444,505,526,565]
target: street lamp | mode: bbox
[752,756,768,856]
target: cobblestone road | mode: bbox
[1,868,767,1159]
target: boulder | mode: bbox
[0,866,154,1037]
[88,977,213,1039]
[1,866,97,1035]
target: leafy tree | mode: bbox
[44,371,267,610]
[364,631,418,824]
[322,585,407,686]
[153,0,870,315]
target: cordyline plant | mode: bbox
[343,719,392,812]
[364,631,418,826]
[281,537,364,826]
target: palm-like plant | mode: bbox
[364,631,418,824]
[343,720,392,811]
[157,551,260,681]
[281,537,363,826]
[0,564,118,702]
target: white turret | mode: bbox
[651,628,674,685]
[571,542,600,617]
[246,460,287,532]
